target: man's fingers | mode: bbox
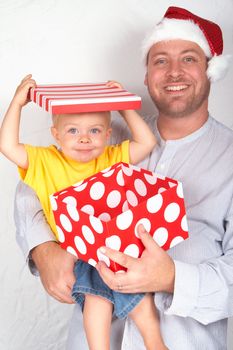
[137,224,160,252]
[99,246,135,269]
[45,282,75,304]
[97,261,128,290]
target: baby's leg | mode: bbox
[83,294,113,350]
[129,293,168,350]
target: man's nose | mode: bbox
[167,60,184,79]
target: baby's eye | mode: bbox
[90,128,101,134]
[68,128,78,134]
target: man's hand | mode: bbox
[96,225,175,294]
[31,241,77,304]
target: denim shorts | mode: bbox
[72,260,145,319]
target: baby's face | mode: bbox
[51,112,112,163]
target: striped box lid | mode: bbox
[29,82,141,114]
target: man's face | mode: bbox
[144,40,210,118]
[51,112,112,163]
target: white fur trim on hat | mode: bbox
[207,54,232,82]
[142,18,231,82]
[142,18,212,62]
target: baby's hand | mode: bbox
[106,80,123,89]
[12,74,36,108]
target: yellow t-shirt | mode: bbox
[19,141,129,238]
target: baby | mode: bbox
[0,74,168,350]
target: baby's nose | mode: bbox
[79,135,91,143]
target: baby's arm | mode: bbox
[107,81,156,164]
[0,74,36,169]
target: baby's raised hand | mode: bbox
[106,80,123,89]
[12,74,36,108]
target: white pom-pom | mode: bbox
[207,54,232,83]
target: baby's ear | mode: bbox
[106,128,112,139]
[51,126,60,142]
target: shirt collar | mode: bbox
[155,115,213,147]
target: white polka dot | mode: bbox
[67,204,79,222]
[62,196,77,206]
[107,190,121,208]
[122,164,133,176]
[126,190,138,207]
[74,236,87,254]
[50,196,57,211]
[60,214,72,232]
[81,204,95,215]
[153,227,168,247]
[176,183,184,198]
[73,182,88,192]
[134,218,151,238]
[59,190,68,195]
[115,270,126,274]
[90,215,104,233]
[147,194,163,213]
[82,225,95,244]
[134,179,147,196]
[102,169,115,177]
[164,203,180,222]
[116,210,133,230]
[97,248,110,266]
[131,165,141,172]
[56,226,65,243]
[144,173,157,185]
[116,169,125,186]
[122,200,129,212]
[73,180,84,187]
[88,258,97,267]
[105,235,121,250]
[90,181,105,200]
[124,244,140,258]
[101,166,111,173]
[98,212,111,222]
[66,246,78,258]
[89,176,97,182]
[158,187,167,193]
[170,236,184,248]
[168,181,176,188]
[181,215,188,231]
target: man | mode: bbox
[15,6,233,350]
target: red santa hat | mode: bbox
[142,6,231,82]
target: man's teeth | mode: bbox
[166,85,188,91]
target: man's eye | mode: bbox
[184,56,196,63]
[90,128,100,134]
[154,58,167,65]
[68,128,78,134]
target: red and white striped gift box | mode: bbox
[29,82,141,114]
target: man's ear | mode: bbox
[144,72,148,86]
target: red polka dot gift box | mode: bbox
[29,82,141,114]
[50,162,189,272]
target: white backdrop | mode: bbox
[0,1,232,349]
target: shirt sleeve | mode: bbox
[155,196,233,325]
[14,181,56,275]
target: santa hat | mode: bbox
[142,6,231,82]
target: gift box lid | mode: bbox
[29,82,141,114]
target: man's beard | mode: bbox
[148,79,210,119]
